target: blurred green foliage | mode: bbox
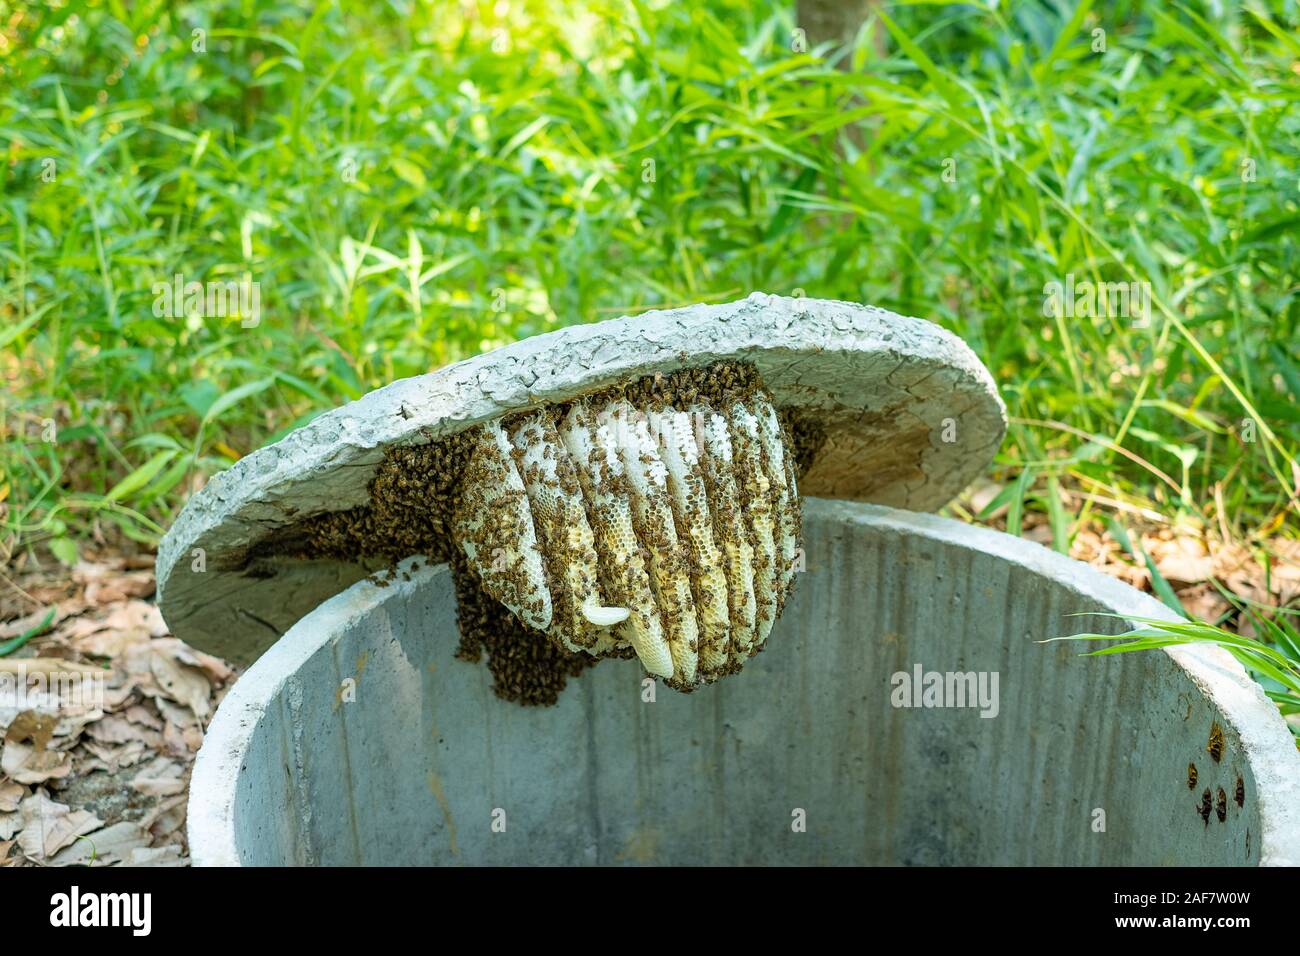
[1,0,1298,563]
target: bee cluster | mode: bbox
[278,431,475,569]
[447,547,611,706]
[1186,725,1244,828]
[261,360,819,706]
[453,360,805,690]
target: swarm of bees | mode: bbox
[276,360,815,704]
[453,361,802,690]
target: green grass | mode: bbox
[2,0,1298,567]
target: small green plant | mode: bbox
[1048,603,1300,741]
[0,607,54,657]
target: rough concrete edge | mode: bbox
[187,553,437,867]
[158,293,1007,623]
[812,499,1300,868]
[188,501,1300,867]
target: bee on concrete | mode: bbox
[1187,762,1197,789]
[1207,722,1224,763]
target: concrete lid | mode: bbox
[157,293,1007,664]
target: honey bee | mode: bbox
[1235,775,1245,808]
[1198,788,1212,826]
[1207,722,1224,763]
[1216,788,1228,823]
[1187,762,1197,789]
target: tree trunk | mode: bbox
[796,0,883,66]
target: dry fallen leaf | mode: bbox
[52,707,106,742]
[156,698,203,754]
[0,812,20,840]
[16,790,101,861]
[84,573,155,606]
[128,844,185,867]
[79,738,152,773]
[0,781,24,813]
[148,646,211,720]
[47,820,152,867]
[162,718,201,756]
[1140,532,1212,584]
[138,792,187,833]
[131,756,186,797]
[1,740,72,784]
[171,644,234,685]
[60,599,166,646]
[1176,583,1233,625]
[1,549,232,865]
[122,703,164,730]
[86,715,163,749]
[70,626,152,660]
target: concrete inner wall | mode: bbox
[198,501,1271,865]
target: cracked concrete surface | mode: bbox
[157,293,1007,665]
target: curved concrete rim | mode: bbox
[158,293,1007,664]
[188,499,1300,867]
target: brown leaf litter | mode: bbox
[0,553,234,867]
